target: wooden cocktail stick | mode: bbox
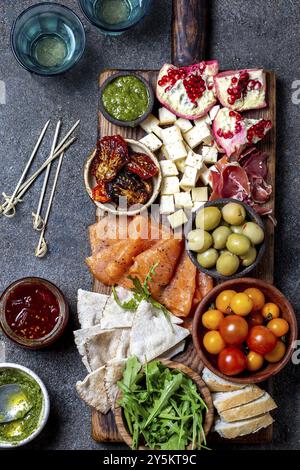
[32,121,61,230]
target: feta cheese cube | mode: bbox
[185,150,203,170]
[209,105,220,122]
[159,195,175,215]
[191,187,208,202]
[152,125,163,140]
[198,163,211,186]
[202,146,218,164]
[192,201,206,212]
[174,192,193,210]
[175,158,186,173]
[159,160,179,177]
[183,124,211,149]
[161,125,183,145]
[194,114,211,126]
[158,107,177,125]
[168,209,188,229]
[165,140,187,161]
[180,166,199,191]
[140,114,160,133]
[161,176,180,195]
[175,118,193,133]
[139,133,162,152]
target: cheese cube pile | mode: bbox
[139,107,221,229]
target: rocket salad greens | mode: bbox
[117,357,209,450]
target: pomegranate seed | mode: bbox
[227,131,233,138]
[235,123,242,133]
[231,76,238,84]
[254,81,262,90]
[229,111,236,117]
[240,71,249,81]
[217,128,223,137]
[228,96,235,105]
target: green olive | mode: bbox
[226,233,251,256]
[230,224,244,234]
[216,252,240,276]
[222,202,246,225]
[242,222,264,245]
[197,248,219,268]
[212,226,232,250]
[187,230,212,253]
[195,206,221,231]
[240,246,257,267]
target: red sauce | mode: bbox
[5,283,60,340]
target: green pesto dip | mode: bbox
[0,369,43,445]
[102,75,149,122]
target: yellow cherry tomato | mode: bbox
[202,309,224,330]
[262,302,280,320]
[230,293,253,316]
[203,331,226,355]
[215,290,237,314]
[267,318,289,337]
[246,351,264,371]
[264,340,286,363]
[244,288,265,311]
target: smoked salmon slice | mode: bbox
[158,251,196,317]
[86,238,153,285]
[192,271,214,306]
[119,238,183,297]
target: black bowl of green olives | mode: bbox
[185,199,266,280]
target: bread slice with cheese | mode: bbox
[214,413,274,439]
[220,392,277,423]
[202,367,246,392]
[213,385,264,413]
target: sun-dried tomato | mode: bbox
[106,170,153,206]
[126,152,159,180]
[92,181,112,203]
[91,135,129,182]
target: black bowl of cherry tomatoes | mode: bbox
[192,278,298,383]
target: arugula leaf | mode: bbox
[112,286,139,311]
[143,262,159,295]
[122,356,142,389]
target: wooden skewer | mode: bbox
[0,120,50,216]
[0,120,80,216]
[32,121,61,230]
[35,152,65,258]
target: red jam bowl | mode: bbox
[0,277,69,349]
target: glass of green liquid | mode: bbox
[78,0,152,35]
[10,3,86,76]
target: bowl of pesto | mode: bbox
[0,363,50,447]
[99,72,154,127]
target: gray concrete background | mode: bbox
[0,0,299,450]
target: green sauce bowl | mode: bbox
[99,72,154,127]
[0,364,50,448]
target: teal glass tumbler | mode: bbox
[10,3,86,76]
[78,0,152,35]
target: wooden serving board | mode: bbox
[91,68,276,445]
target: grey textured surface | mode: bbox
[0,0,299,450]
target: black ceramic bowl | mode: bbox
[185,198,266,280]
[99,72,154,127]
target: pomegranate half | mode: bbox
[156,61,219,120]
[212,107,272,157]
[214,68,267,111]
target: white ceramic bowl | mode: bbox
[0,363,50,448]
[84,139,162,216]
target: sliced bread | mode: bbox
[213,385,265,413]
[220,392,277,422]
[214,413,274,439]
[202,367,246,392]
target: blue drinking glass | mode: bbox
[78,0,152,35]
[10,2,86,76]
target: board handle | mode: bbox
[172,0,209,66]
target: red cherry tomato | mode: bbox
[248,311,264,328]
[247,325,277,355]
[219,315,249,345]
[218,347,247,376]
